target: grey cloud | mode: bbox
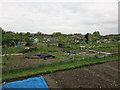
[1,2,118,35]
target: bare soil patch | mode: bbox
[43,60,119,88]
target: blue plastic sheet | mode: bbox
[2,76,49,89]
[16,45,20,48]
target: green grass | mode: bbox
[2,45,25,54]
[2,55,119,82]
[2,55,12,65]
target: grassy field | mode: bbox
[2,55,119,82]
[2,41,119,82]
[2,52,70,71]
[2,41,119,54]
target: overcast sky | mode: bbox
[0,1,118,35]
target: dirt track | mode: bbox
[43,60,119,88]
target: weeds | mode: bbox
[2,55,119,81]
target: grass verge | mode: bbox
[2,55,119,82]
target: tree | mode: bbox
[25,37,33,46]
[52,32,62,37]
[93,31,100,37]
[26,32,30,36]
[0,27,3,46]
[85,33,89,43]
[37,32,42,36]
[92,31,101,42]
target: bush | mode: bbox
[20,49,29,54]
[80,41,86,44]
[38,44,49,53]
[65,45,71,48]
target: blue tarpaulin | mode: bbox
[2,76,49,89]
[16,45,20,48]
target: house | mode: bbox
[47,38,50,42]
[103,39,108,42]
[71,34,85,43]
[32,38,39,44]
[97,41,101,43]
[34,38,39,42]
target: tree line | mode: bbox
[1,27,119,48]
